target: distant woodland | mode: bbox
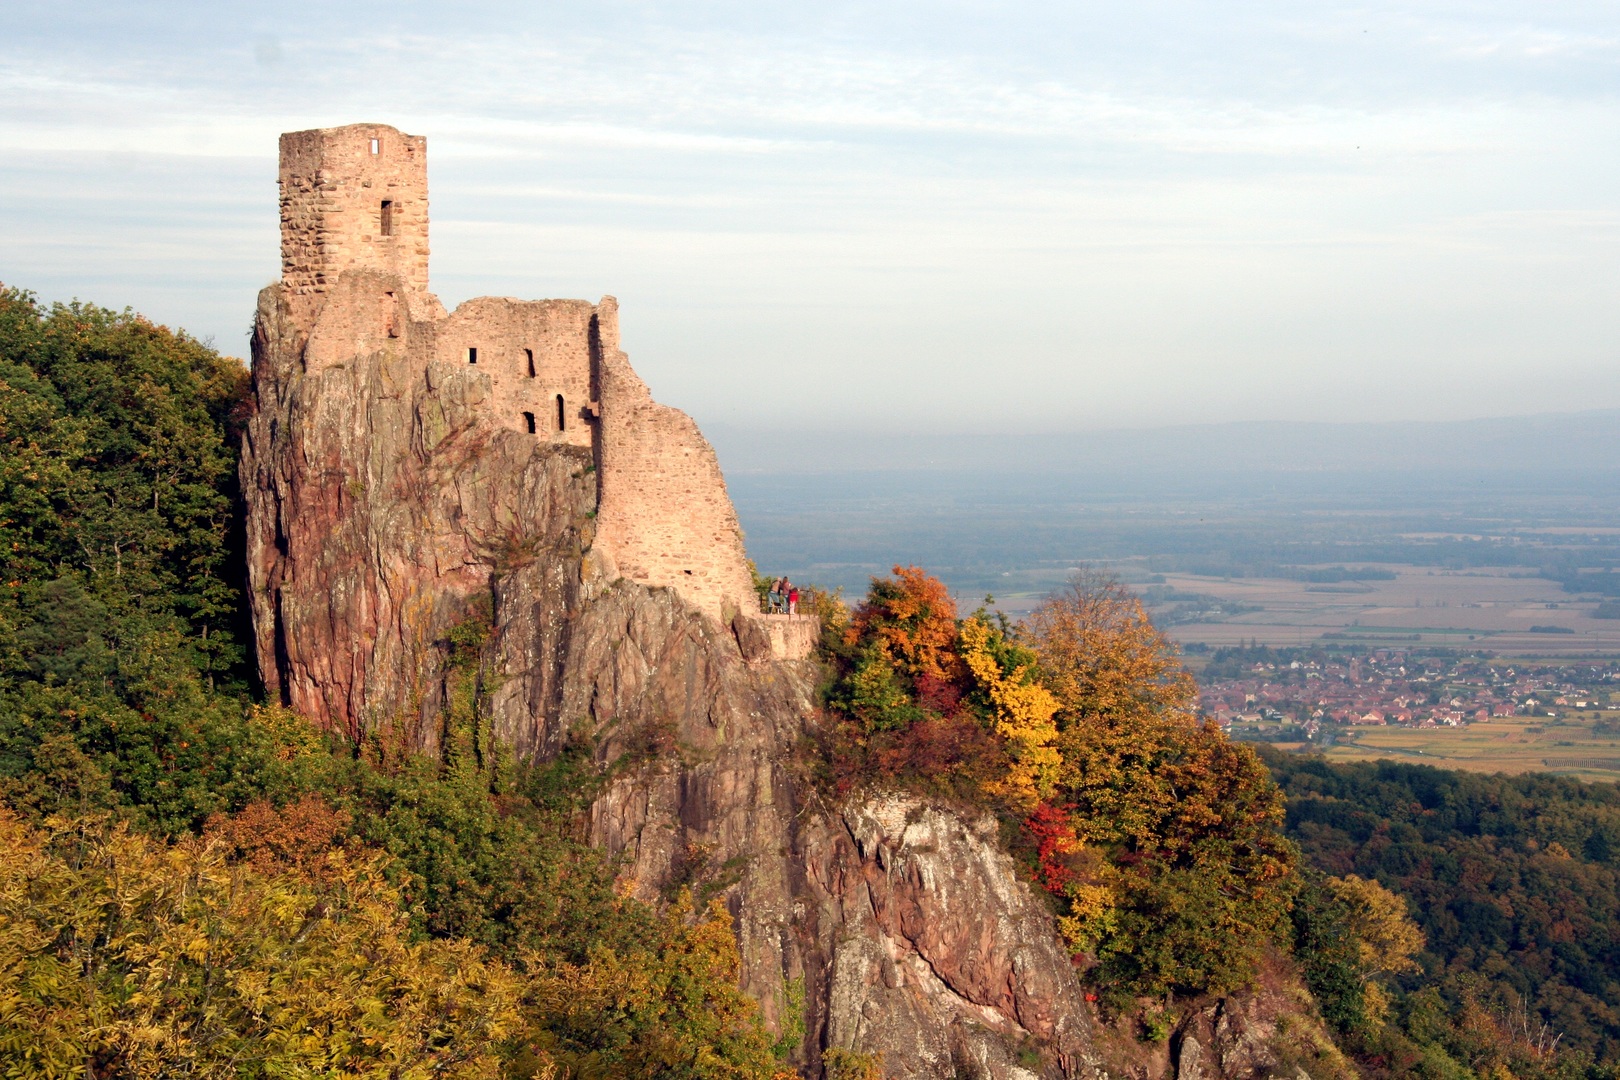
[5,283,1620,1078]
[1266,748,1620,1073]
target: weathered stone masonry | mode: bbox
[247,123,811,732]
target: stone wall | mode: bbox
[430,297,596,448]
[279,124,432,317]
[592,298,759,623]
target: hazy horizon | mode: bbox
[5,0,1618,432]
[707,406,1620,477]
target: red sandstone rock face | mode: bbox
[246,124,1329,1080]
[243,268,1122,1078]
[242,277,597,741]
[802,797,1105,1078]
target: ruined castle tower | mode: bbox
[244,123,808,737]
[279,124,432,306]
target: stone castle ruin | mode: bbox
[245,123,813,736]
[243,125,1123,1078]
[278,122,756,620]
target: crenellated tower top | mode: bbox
[279,124,430,302]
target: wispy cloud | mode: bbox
[2,0,1618,427]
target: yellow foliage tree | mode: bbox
[0,807,521,1079]
[513,890,792,1079]
[959,616,1062,811]
[1020,568,1195,726]
[1326,874,1425,981]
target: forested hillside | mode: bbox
[7,282,1620,1080]
[1265,748,1620,1074]
[0,287,788,1078]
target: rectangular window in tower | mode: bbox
[380,200,394,236]
[467,347,478,365]
[370,138,380,155]
[524,412,536,434]
[556,395,566,432]
[526,348,535,377]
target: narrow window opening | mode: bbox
[525,348,535,378]
[467,347,478,365]
[523,411,536,434]
[380,200,394,236]
[556,394,566,432]
[370,137,380,155]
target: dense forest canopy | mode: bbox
[1266,748,1620,1073]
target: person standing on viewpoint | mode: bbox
[788,583,799,616]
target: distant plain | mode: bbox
[1312,714,1620,783]
[1153,566,1620,655]
[724,413,1620,777]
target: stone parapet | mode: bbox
[735,614,821,662]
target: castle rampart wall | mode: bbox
[591,299,759,623]
[431,298,596,448]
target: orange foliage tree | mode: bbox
[845,565,963,683]
[824,567,1003,794]
[820,564,1300,1000]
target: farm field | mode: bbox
[1317,713,1620,781]
[1155,565,1620,656]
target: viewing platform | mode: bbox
[736,612,820,662]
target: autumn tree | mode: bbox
[1019,567,1195,725]
[1327,874,1424,984]
[0,807,521,1079]
[823,568,1005,796]
[844,565,963,683]
[959,614,1062,811]
[1017,570,1298,999]
[511,891,790,1079]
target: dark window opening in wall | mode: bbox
[526,348,535,377]
[370,137,380,155]
[556,394,566,432]
[380,200,394,236]
[467,347,478,364]
[524,411,536,434]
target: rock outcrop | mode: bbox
[242,122,1342,1080]
[242,262,1114,1075]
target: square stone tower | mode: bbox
[279,123,430,303]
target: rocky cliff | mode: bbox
[241,269,1127,1077]
[228,116,1374,1080]
[242,268,1352,1078]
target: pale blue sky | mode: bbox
[2,1,1617,431]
